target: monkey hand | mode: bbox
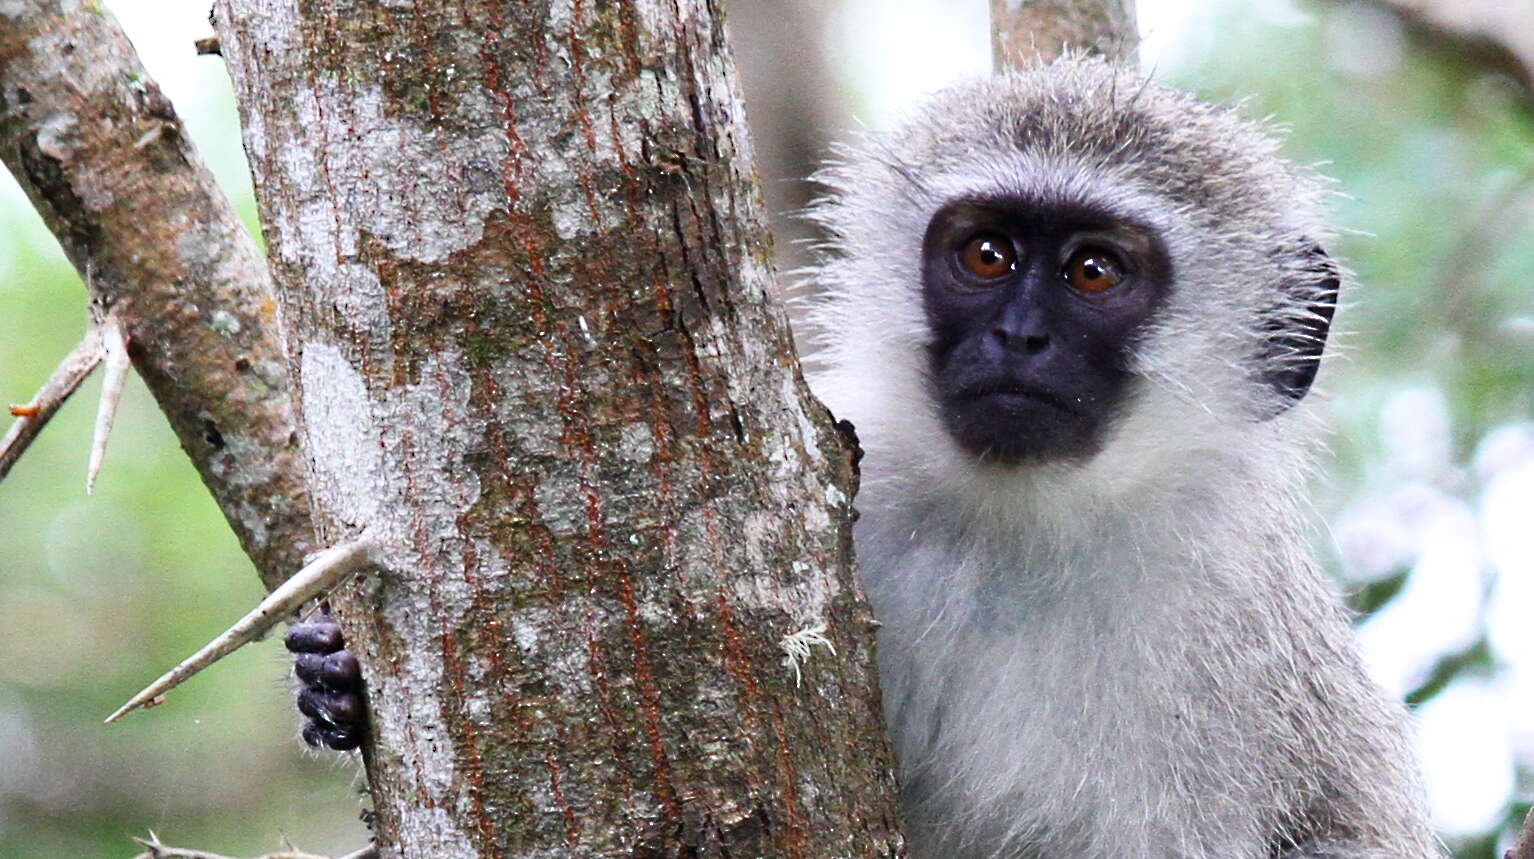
[285,610,367,751]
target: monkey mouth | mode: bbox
[955,379,1082,416]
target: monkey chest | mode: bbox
[869,559,1284,857]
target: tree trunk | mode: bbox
[212,2,904,856]
[990,0,1138,68]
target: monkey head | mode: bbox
[805,57,1340,483]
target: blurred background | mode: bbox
[1,0,1530,855]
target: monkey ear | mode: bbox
[1259,241,1339,416]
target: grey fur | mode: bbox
[800,57,1442,858]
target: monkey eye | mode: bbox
[958,233,1017,280]
[1063,247,1124,294]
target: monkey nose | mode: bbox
[991,327,1050,356]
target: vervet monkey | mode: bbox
[288,52,1440,859]
[799,56,1441,858]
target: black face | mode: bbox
[922,200,1172,465]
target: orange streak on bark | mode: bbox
[545,752,582,845]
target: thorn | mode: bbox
[0,329,105,483]
[87,318,130,495]
[105,533,378,724]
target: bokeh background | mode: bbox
[1,0,1530,855]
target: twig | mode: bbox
[2,307,139,494]
[105,533,379,723]
[0,329,105,482]
[130,831,377,859]
[87,317,130,493]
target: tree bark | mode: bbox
[212,1,903,856]
[1513,806,1534,859]
[990,0,1138,69]
[0,0,316,587]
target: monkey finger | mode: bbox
[284,618,344,654]
[318,721,363,751]
[319,650,362,690]
[301,721,326,748]
[294,652,326,685]
[297,688,366,726]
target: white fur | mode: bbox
[801,58,1441,858]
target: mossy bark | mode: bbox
[213,1,904,855]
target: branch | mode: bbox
[106,533,378,724]
[130,832,377,859]
[1336,0,1534,113]
[1,304,133,493]
[0,327,103,481]
[0,0,316,588]
[990,0,1139,71]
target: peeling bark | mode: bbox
[0,0,315,586]
[213,1,904,856]
[990,0,1138,69]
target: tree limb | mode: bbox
[1336,0,1534,113]
[0,0,315,587]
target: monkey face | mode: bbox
[920,199,1171,465]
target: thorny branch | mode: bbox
[0,303,132,492]
[0,326,103,481]
[0,0,316,588]
[106,533,379,724]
